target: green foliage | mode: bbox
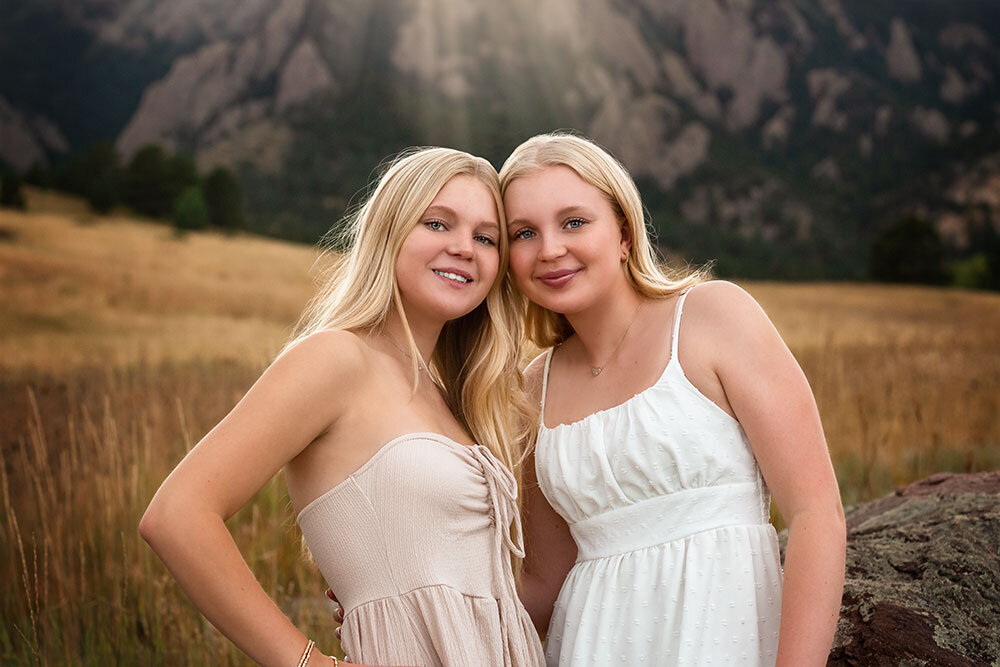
[173,185,209,231]
[989,242,1000,292]
[50,149,90,195]
[951,254,991,290]
[967,216,1000,291]
[1,169,27,209]
[123,145,170,217]
[48,140,125,212]
[203,167,245,230]
[80,140,121,213]
[23,162,51,188]
[870,215,946,285]
[124,145,198,219]
[18,143,254,232]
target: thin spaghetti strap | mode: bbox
[670,288,693,362]
[539,348,554,425]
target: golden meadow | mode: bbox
[2,189,999,664]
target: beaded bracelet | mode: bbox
[296,639,340,666]
[296,639,315,667]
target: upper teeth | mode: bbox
[434,270,470,283]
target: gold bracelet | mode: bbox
[296,639,315,667]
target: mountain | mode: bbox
[2,0,999,277]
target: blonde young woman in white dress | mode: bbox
[499,133,846,666]
[141,148,544,667]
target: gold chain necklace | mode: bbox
[588,301,642,377]
[382,333,429,374]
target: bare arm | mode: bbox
[517,353,578,636]
[139,331,367,666]
[688,282,846,666]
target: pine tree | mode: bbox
[124,145,198,219]
[173,185,209,231]
[869,215,946,285]
[1,169,27,209]
[203,167,245,230]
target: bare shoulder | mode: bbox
[682,280,770,331]
[278,328,369,368]
[265,329,372,400]
[685,280,761,313]
[679,281,781,367]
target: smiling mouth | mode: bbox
[432,269,472,284]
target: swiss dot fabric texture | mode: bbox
[536,289,783,666]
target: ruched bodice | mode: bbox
[537,358,768,525]
[297,432,543,667]
[535,289,783,666]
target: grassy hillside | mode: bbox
[2,192,999,663]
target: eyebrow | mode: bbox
[508,205,595,228]
[425,205,499,230]
[423,205,457,218]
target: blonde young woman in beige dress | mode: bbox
[140,148,545,667]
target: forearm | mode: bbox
[774,509,846,666]
[141,508,314,666]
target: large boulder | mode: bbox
[783,472,1000,665]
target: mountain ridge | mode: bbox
[3,0,999,277]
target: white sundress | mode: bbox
[535,289,783,666]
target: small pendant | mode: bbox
[591,367,602,377]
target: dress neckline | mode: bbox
[540,353,677,431]
[296,432,477,520]
[539,288,707,431]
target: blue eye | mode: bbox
[565,218,586,229]
[511,228,535,241]
[475,234,496,246]
[425,220,445,231]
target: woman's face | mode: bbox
[504,165,630,315]
[395,174,501,326]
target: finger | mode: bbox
[335,626,341,640]
[337,606,345,622]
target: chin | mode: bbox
[527,293,590,316]
[435,297,488,322]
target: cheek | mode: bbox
[479,251,501,286]
[507,247,535,288]
[394,248,419,281]
[586,232,625,269]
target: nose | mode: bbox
[538,232,566,261]
[447,232,475,259]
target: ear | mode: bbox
[619,221,632,262]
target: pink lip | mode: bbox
[537,268,581,288]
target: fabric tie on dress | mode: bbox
[296,433,545,667]
[470,444,525,558]
[468,444,532,666]
[570,481,766,561]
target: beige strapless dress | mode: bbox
[297,432,544,667]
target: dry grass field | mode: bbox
[2,189,998,664]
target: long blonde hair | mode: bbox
[284,147,532,478]
[499,132,708,347]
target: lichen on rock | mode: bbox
[781,472,1000,665]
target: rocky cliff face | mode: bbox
[780,472,1000,665]
[3,0,1000,275]
[0,97,69,171]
